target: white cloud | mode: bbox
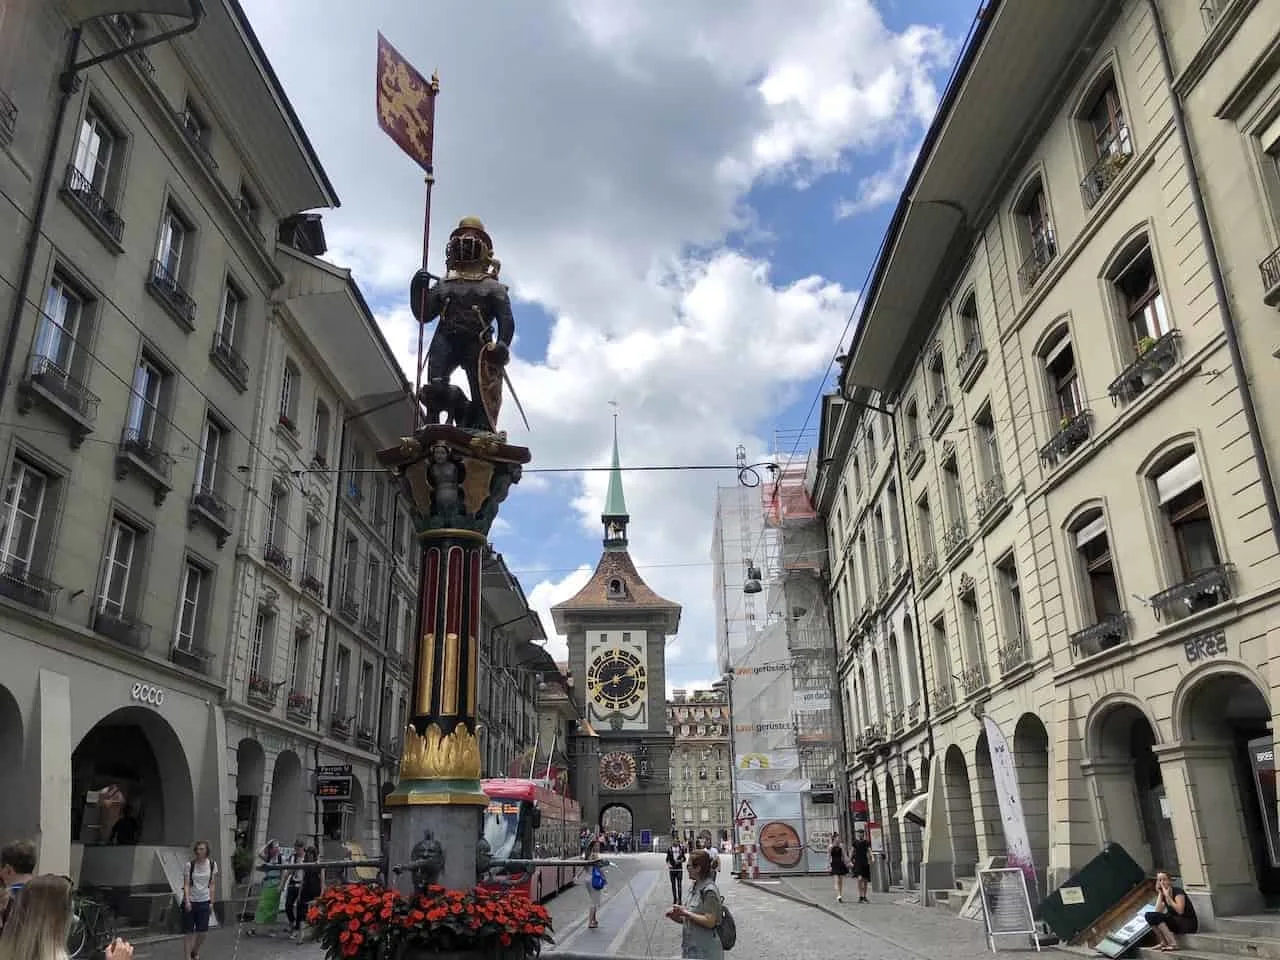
[834,141,922,220]
[526,565,593,664]
[241,0,954,685]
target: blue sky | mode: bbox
[244,0,981,691]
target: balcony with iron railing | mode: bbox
[1081,129,1134,209]
[301,564,324,598]
[363,611,384,640]
[176,110,218,170]
[146,259,196,331]
[917,550,940,591]
[247,674,281,709]
[974,475,1006,525]
[339,591,361,622]
[286,692,313,724]
[1039,410,1092,467]
[941,519,968,560]
[170,643,213,674]
[956,331,987,391]
[932,676,956,713]
[210,330,250,392]
[92,606,150,650]
[330,715,353,740]
[1261,244,1280,307]
[1069,612,1129,660]
[959,661,989,698]
[1018,229,1058,292]
[997,633,1031,675]
[903,434,925,477]
[0,561,60,614]
[189,484,233,548]
[927,385,953,437]
[1150,564,1233,622]
[1108,330,1181,406]
[116,428,175,504]
[17,355,100,446]
[61,165,125,248]
[263,542,292,578]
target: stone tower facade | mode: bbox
[552,424,680,841]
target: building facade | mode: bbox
[222,232,416,865]
[0,0,335,902]
[551,429,680,840]
[667,687,732,845]
[813,391,929,888]
[835,0,1280,921]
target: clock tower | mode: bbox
[552,422,680,841]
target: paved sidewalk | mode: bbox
[741,874,1044,960]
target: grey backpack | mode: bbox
[702,883,736,950]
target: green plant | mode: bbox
[1059,416,1070,431]
[232,846,254,883]
[1135,335,1157,357]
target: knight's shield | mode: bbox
[478,342,505,430]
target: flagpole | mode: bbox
[414,69,440,432]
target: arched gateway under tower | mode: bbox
[552,421,681,843]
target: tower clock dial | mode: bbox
[600,751,637,790]
[587,648,647,711]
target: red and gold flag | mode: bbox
[376,32,438,173]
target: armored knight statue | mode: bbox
[410,217,514,433]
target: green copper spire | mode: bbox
[602,414,629,547]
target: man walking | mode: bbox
[665,838,686,903]
[850,827,873,903]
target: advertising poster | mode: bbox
[981,715,1037,895]
[744,791,806,876]
[794,689,831,712]
[1249,736,1280,868]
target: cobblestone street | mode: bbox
[138,855,1041,959]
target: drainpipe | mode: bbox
[1145,0,1280,554]
[0,2,205,407]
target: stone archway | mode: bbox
[1014,713,1051,889]
[1176,669,1278,906]
[943,745,978,878]
[71,706,194,847]
[600,803,633,837]
[1087,699,1172,872]
[266,751,303,846]
[235,739,265,849]
[0,684,28,836]
[973,729,1003,860]
[884,773,902,886]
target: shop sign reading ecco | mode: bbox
[130,682,165,707]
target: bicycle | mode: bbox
[68,894,118,960]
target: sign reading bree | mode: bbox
[1184,630,1227,663]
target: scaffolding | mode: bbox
[716,439,846,875]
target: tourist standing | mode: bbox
[666,840,686,903]
[666,849,723,959]
[0,874,133,960]
[585,840,605,930]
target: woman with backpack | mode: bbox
[666,848,733,958]
[181,840,217,960]
[584,839,605,930]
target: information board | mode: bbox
[977,868,1040,953]
[316,775,353,800]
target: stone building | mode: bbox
[0,0,335,903]
[834,0,1280,922]
[552,427,681,840]
[813,391,929,888]
[223,226,415,864]
[667,687,732,846]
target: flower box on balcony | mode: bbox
[1039,410,1092,467]
[247,675,279,708]
[286,692,313,722]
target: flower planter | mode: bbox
[310,883,552,960]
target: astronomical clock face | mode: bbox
[588,648,647,712]
[600,751,637,790]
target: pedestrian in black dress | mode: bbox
[829,833,849,902]
[849,827,872,903]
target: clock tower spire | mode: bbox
[603,408,629,549]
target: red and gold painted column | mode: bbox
[378,427,528,809]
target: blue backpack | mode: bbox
[590,864,606,890]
